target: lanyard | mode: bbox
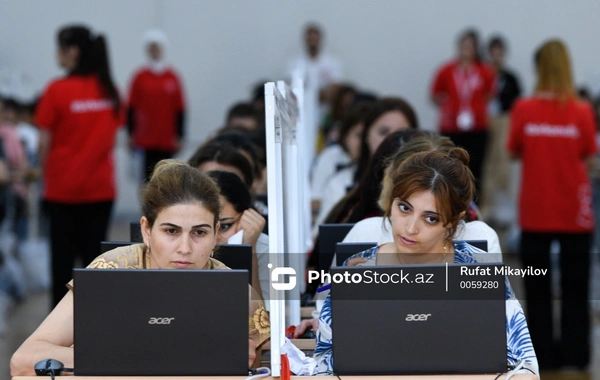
[453,66,480,109]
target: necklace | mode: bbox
[396,241,449,265]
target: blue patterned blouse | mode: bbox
[314,242,539,376]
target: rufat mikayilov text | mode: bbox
[308,269,436,285]
[461,265,548,278]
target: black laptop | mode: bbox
[74,269,249,376]
[335,242,377,266]
[318,224,355,272]
[330,263,506,375]
[130,222,143,243]
[213,244,253,284]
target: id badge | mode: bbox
[457,110,474,131]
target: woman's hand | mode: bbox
[293,318,319,338]
[239,209,266,247]
[248,339,257,368]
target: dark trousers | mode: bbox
[442,130,489,203]
[520,231,591,369]
[143,150,174,182]
[46,201,113,307]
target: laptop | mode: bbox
[330,263,506,375]
[212,244,253,284]
[130,222,143,243]
[335,242,377,266]
[74,269,249,376]
[318,224,355,272]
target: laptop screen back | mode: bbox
[74,269,249,376]
[330,264,506,375]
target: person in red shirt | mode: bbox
[127,29,186,182]
[430,29,495,201]
[35,25,124,307]
[507,40,597,371]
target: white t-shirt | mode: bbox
[311,144,351,201]
[286,52,342,91]
[341,217,502,261]
[16,122,39,158]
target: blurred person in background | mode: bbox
[319,83,356,148]
[314,97,419,229]
[35,24,123,308]
[287,23,343,108]
[225,102,261,131]
[127,29,186,182]
[481,35,522,225]
[310,103,371,217]
[430,28,495,201]
[0,98,31,244]
[507,39,597,372]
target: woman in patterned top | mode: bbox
[10,160,269,376]
[314,148,538,376]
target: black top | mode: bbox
[495,68,522,113]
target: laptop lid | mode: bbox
[335,242,377,267]
[130,222,143,243]
[74,269,249,376]
[212,244,253,284]
[330,263,506,375]
[318,224,355,272]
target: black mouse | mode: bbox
[34,359,65,376]
[298,325,316,339]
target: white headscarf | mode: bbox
[142,29,169,74]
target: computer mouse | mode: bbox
[34,359,65,376]
[297,325,316,339]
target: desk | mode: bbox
[262,339,316,351]
[12,375,537,379]
[301,306,316,318]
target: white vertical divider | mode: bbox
[279,80,301,329]
[265,82,284,377]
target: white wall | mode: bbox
[2,0,600,214]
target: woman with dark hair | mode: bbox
[10,160,269,375]
[507,39,597,371]
[315,97,418,233]
[430,28,495,199]
[314,149,538,376]
[206,171,270,303]
[34,24,124,308]
[188,141,255,188]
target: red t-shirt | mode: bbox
[507,97,597,232]
[128,68,185,151]
[431,60,495,133]
[35,75,123,203]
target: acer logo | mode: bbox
[148,317,175,325]
[405,314,431,322]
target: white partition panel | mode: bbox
[265,82,285,377]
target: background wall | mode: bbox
[2,0,600,215]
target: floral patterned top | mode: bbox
[314,242,539,376]
[67,243,270,348]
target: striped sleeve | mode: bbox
[314,293,334,375]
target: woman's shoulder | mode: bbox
[453,241,486,263]
[88,243,147,269]
[343,245,380,266]
[207,257,230,270]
